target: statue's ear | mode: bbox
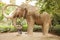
[23,8,28,18]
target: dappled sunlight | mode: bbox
[1,0,37,6]
[2,0,10,4]
[16,0,26,5]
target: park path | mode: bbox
[0,32,60,40]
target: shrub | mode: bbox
[0,24,17,32]
[51,24,60,35]
[53,25,60,32]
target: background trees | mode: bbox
[36,0,60,25]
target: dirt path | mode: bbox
[0,32,60,40]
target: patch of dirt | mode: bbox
[0,32,60,40]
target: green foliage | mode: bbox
[36,0,60,25]
[51,25,60,35]
[0,2,17,21]
[0,2,5,9]
[22,19,28,31]
[52,13,60,26]
[9,25,17,32]
[33,25,42,32]
[53,25,60,31]
[36,0,60,13]
[0,24,17,32]
[16,18,28,31]
[5,6,17,15]
[0,2,5,21]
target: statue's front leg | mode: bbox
[26,16,34,35]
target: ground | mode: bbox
[0,32,60,40]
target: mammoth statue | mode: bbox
[2,3,51,35]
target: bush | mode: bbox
[0,25,8,32]
[0,24,17,32]
[8,25,17,32]
[53,25,60,32]
[51,24,60,35]
[52,13,60,26]
[33,25,42,32]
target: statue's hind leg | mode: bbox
[42,22,50,35]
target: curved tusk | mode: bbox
[2,4,20,19]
